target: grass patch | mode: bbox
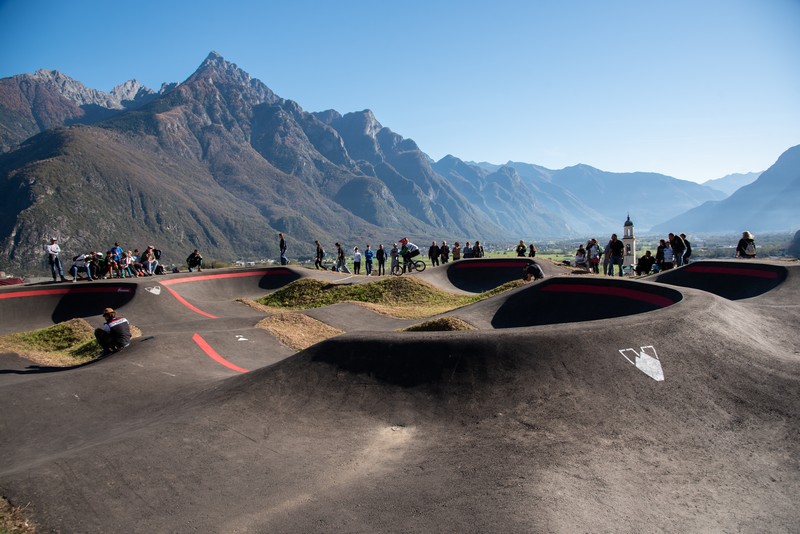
[256,313,344,351]
[0,497,36,534]
[0,319,140,367]
[256,277,526,319]
[402,316,477,332]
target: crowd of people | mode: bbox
[42,238,167,282]
[573,232,692,276]
[43,229,760,283]
[572,230,758,276]
[307,235,501,275]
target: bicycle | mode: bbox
[391,258,426,276]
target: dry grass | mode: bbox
[401,316,477,332]
[0,497,36,534]
[256,277,527,319]
[256,313,344,351]
[0,319,141,367]
[351,301,470,319]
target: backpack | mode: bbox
[744,241,756,256]
[153,249,162,260]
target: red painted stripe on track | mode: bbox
[162,285,218,319]
[192,333,249,373]
[683,265,778,279]
[160,269,294,318]
[541,283,676,308]
[162,269,291,286]
[0,286,133,299]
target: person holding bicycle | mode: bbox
[399,237,420,272]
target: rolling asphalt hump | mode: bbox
[0,260,798,532]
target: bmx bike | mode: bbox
[391,258,426,276]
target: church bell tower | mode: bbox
[623,214,636,271]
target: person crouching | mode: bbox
[95,307,131,356]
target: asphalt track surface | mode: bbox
[1,258,798,532]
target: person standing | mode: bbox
[472,240,484,258]
[314,240,326,270]
[463,241,473,259]
[452,241,462,261]
[94,307,131,356]
[516,240,527,257]
[278,233,288,265]
[352,247,362,274]
[669,233,686,267]
[607,234,625,276]
[528,243,537,258]
[662,240,675,270]
[335,242,346,272]
[376,244,387,276]
[364,244,374,276]
[587,239,602,274]
[428,241,440,267]
[680,233,692,264]
[440,241,450,264]
[46,237,67,282]
[655,239,666,272]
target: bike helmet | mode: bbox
[399,237,408,244]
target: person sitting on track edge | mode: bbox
[94,307,132,356]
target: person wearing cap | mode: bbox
[46,237,67,282]
[398,238,420,272]
[94,308,131,355]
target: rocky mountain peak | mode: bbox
[24,69,154,109]
[184,51,277,106]
[110,79,155,102]
[193,51,252,86]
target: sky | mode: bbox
[1,0,798,183]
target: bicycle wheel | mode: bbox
[413,260,426,272]
[391,263,403,276]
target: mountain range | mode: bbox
[702,172,761,196]
[0,52,797,274]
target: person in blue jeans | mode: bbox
[46,238,67,282]
[607,233,625,276]
[364,244,374,276]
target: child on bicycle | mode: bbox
[399,237,420,272]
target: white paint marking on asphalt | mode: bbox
[619,345,664,381]
[144,286,162,296]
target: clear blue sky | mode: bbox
[1,0,798,182]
